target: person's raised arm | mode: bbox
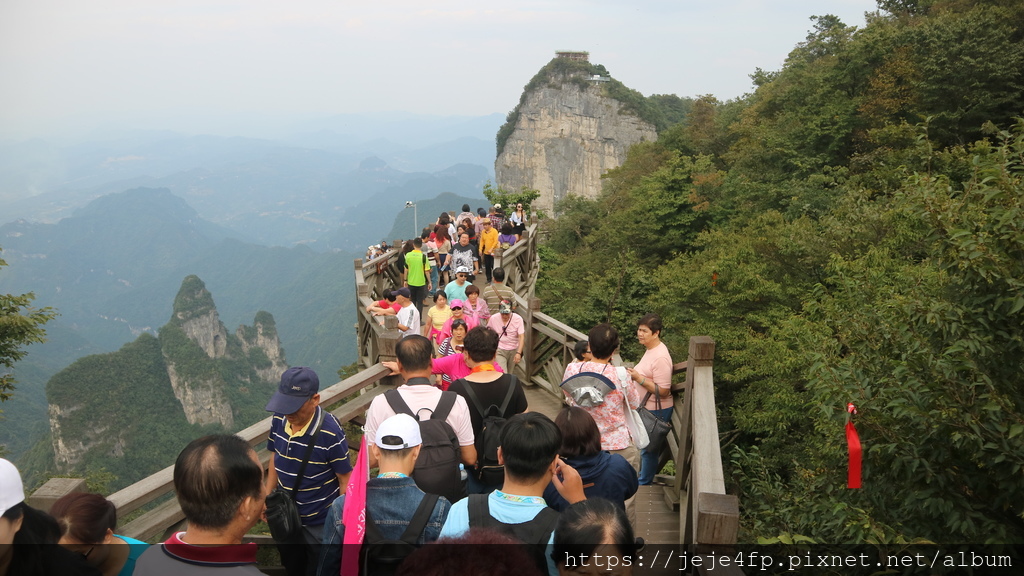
[551,458,586,504]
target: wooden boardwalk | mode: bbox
[523,385,680,544]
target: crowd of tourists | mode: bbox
[366,202,527,304]
[0,312,673,576]
[0,196,675,576]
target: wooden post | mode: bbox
[523,297,541,384]
[696,492,740,545]
[27,478,87,512]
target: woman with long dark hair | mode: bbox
[52,492,147,576]
[434,224,452,285]
[0,459,99,576]
[543,407,637,511]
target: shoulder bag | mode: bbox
[615,367,650,450]
[638,390,672,455]
[265,413,325,542]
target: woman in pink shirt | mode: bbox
[461,285,490,325]
[625,313,674,485]
[439,299,478,342]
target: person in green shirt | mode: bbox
[404,237,432,319]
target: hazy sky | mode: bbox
[1,0,879,139]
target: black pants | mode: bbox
[409,283,428,320]
[277,524,323,576]
[483,254,495,283]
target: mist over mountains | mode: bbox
[0,113,502,247]
[0,113,500,463]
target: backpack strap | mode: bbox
[460,375,518,419]
[467,494,557,546]
[457,378,487,418]
[467,494,493,529]
[399,493,441,544]
[288,410,325,499]
[519,506,560,545]
[496,375,518,415]
[384,389,415,418]
[431,391,457,421]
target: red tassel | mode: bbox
[846,403,862,489]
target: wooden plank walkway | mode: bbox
[523,385,680,544]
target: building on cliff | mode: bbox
[495,54,657,216]
[555,50,589,62]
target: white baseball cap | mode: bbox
[375,414,422,450]
[0,458,25,515]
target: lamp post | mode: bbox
[405,201,417,237]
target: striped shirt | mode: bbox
[267,406,352,525]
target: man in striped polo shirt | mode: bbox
[265,367,353,576]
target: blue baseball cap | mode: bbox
[265,367,320,414]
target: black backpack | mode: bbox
[361,493,440,576]
[384,389,466,503]
[467,494,559,574]
[457,375,518,486]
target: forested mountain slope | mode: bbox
[539,0,1024,543]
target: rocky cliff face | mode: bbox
[496,74,657,215]
[46,275,286,485]
[162,276,285,428]
[173,276,229,359]
[237,311,289,385]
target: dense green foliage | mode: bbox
[481,182,541,215]
[0,254,56,408]
[538,0,1024,543]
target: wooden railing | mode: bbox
[32,216,739,559]
[522,311,740,551]
[101,363,397,542]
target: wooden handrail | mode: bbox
[94,217,740,552]
[105,362,398,540]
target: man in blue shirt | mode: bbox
[266,367,353,576]
[439,412,585,576]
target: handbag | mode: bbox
[264,487,303,542]
[638,391,672,455]
[616,367,650,450]
[264,413,324,542]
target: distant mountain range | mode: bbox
[0,113,499,465]
[0,113,502,248]
[0,185,486,463]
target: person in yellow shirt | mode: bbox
[478,219,499,284]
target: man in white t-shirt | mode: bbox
[392,287,421,338]
[365,335,477,469]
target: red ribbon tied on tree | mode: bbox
[846,403,862,489]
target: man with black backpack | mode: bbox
[315,413,449,576]
[365,335,476,504]
[438,412,586,576]
[448,326,529,494]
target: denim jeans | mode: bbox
[429,266,439,297]
[638,406,673,485]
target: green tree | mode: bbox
[0,252,58,406]
[481,182,541,215]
